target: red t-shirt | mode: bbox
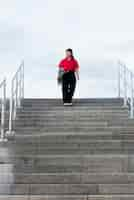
[59,58,79,72]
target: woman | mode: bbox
[58,49,80,105]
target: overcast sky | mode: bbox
[0,0,134,98]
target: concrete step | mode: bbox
[20,106,127,111]
[0,155,132,173]
[15,127,110,133]
[0,172,134,184]
[11,130,115,137]
[21,108,127,114]
[0,195,134,200]
[15,128,109,133]
[0,148,128,156]
[15,118,133,123]
[15,119,134,128]
[0,183,134,195]
[14,126,134,134]
[1,140,134,155]
[16,115,129,122]
[22,100,124,104]
[1,139,134,148]
[17,110,129,115]
[22,98,124,104]
[21,99,124,103]
[0,164,126,173]
[15,121,108,127]
[12,133,115,143]
[16,113,129,121]
[1,148,134,156]
[12,132,134,144]
[0,139,123,147]
[108,120,134,127]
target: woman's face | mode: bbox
[66,50,72,58]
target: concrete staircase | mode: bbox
[0,98,134,199]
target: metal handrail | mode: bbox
[0,79,7,142]
[7,61,24,135]
[118,61,134,118]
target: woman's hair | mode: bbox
[66,48,74,59]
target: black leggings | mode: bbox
[62,71,76,103]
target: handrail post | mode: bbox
[0,79,7,142]
[117,61,134,118]
[118,63,121,97]
[8,83,13,133]
[123,65,127,107]
[22,61,24,99]
[16,75,18,111]
[19,70,21,108]
[130,72,134,118]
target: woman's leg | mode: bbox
[68,72,76,103]
[62,74,69,103]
